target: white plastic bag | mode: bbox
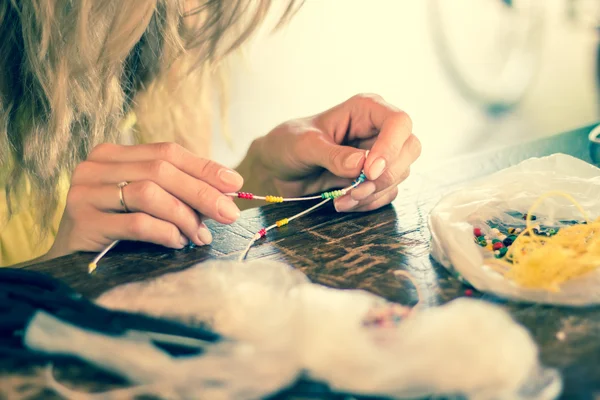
[429,153,600,306]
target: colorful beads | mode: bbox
[503,235,516,246]
[321,189,346,199]
[353,172,367,185]
[265,195,284,203]
[276,218,289,227]
[362,304,410,327]
[237,192,254,199]
[494,247,508,258]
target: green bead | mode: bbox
[494,247,508,258]
[492,239,501,244]
[478,239,487,246]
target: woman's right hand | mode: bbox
[46,142,244,259]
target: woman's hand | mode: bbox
[239,94,421,212]
[47,142,244,259]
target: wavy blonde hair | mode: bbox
[0,0,300,236]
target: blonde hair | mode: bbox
[0,0,301,236]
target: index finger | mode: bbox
[350,95,415,181]
[86,142,244,192]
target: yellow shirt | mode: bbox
[0,113,138,267]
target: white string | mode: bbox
[225,193,324,202]
[237,198,332,262]
[88,240,120,273]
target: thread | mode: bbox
[488,191,600,291]
[238,171,368,261]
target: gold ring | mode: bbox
[117,181,130,212]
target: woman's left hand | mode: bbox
[241,94,421,212]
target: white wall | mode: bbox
[212,0,600,168]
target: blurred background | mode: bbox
[212,0,600,168]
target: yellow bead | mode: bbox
[265,195,283,203]
[276,218,289,227]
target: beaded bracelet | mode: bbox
[89,172,368,272]
[237,172,367,261]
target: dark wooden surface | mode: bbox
[3,122,600,400]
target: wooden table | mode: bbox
[3,123,600,400]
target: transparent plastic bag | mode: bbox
[429,153,600,306]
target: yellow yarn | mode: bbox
[489,191,600,292]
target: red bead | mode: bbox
[238,192,254,199]
[465,289,473,296]
[258,228,267,237]
[493,242,504,250]
[474,228,482,237]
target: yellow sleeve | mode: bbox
[0,176,67,267]
[0,112,138,267]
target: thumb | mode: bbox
[302,133,366,178]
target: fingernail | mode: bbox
[351,181,376,201]
[217,197,241,221]
[369,158,386,180]
[334,196,359,212]
[219,169,244,187]
[179,235,188,248]
[197,225,213,245]
[344,152,364,169]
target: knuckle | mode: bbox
[136,181,160,205]
[400,167,411,181]
[149,159,172,180]
[408,134,422,158]
[198,158,217,178]
[195,184,210,202]
[392,110,413,132]
[128,214,149,238]
[328,146,345,168]
[351,93,384,104]
[71,161,93,184]
[65,186,85,215]
[381,167,401,187]
[154,142,181,161]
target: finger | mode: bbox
[352,164,411,202]
[70,182,212,246]
[296,131,367,179]
[86,142,244,193]
[72,160,240,224]
[360,133,419,195]
[346,94,417,181]
[353,188,398,212]
[335,185,399,213]
[100,212,190,249]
